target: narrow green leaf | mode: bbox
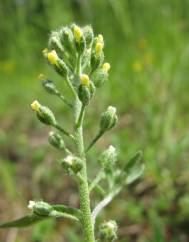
[123,151,145,185]
[0,214,46,228]
[124,150,143,173]
[125,163,145,185]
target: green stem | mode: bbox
[54,123,75,140]
[89,169,105,193]
[86,130,104,152]
[65,75,77,98]
[76,104,85,128]
[74,97,95,242]
[58,94,73,108]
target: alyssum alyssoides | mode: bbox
[0,24,144,242]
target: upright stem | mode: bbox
[74,98,95,242]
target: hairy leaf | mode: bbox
[0,214,45,228]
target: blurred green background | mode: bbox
[1,0,189,241]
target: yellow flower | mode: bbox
[74,25,82,42]
[31,100,41,112]
[102,63,111,72]
[95,42,103,55]
[132,60,143,72]
[80,74,90,86]
[47,50,59,66]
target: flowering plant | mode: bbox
[0,24,144,242]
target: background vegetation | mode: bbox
[1,0,189,241]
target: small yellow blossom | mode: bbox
[132,60,143,72]
[47,50,58,66]
[95,42,103,55]
[80,74,90,86]
[102,63,111,72]
[74,25,82,42]
[31,100,41,112]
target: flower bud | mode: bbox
[43,49,68,77]
[78,74,95,106]
[39,75,59,95]
[47,50,59,66]
[99,220,118,242]
[80,74,90,87]
[83,25,94,47]
[73,24,85,54]
[99,145,117,172]
[91,51,104,73]
[56,58,68,77]
[48,131,65,149]
[100,106,118,132]
[60,155,83,174]
[28,201,52,217]
[92,63,111,87]
[102,62,111,72]
[31,100,56,126]
[48,31,63,55]
[60,27,74,53]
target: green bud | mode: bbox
[99,220,118,242]
[72,24,86,55]
[78,74,95,106]
[60,27,74,53]
[99,145,117,172]
[93,62,110,87]
[91,52,104,73]
[48,131,65,149]
[78,85,91,106]
[31,101,56,126]
[100,106,118,132]
[60,155,83,175]
[41,78,59,95]
[83,25,94,48]
[48,31,63,55]
[56,58,68,77]
[28,201,52,217]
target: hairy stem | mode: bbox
[74,98,95,242]
[54,123,75,140]
[92,186,122,225]
[86,130,104,152]
[89,169,105,193]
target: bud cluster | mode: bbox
[99,220,118,241]
[98,145,117,173]
[59,155,83,175]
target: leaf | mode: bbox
[125,163,145,185]
[124,150,143,173]
[0,204,81,229]
[0,214,46,228]
[123,151,145,185]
